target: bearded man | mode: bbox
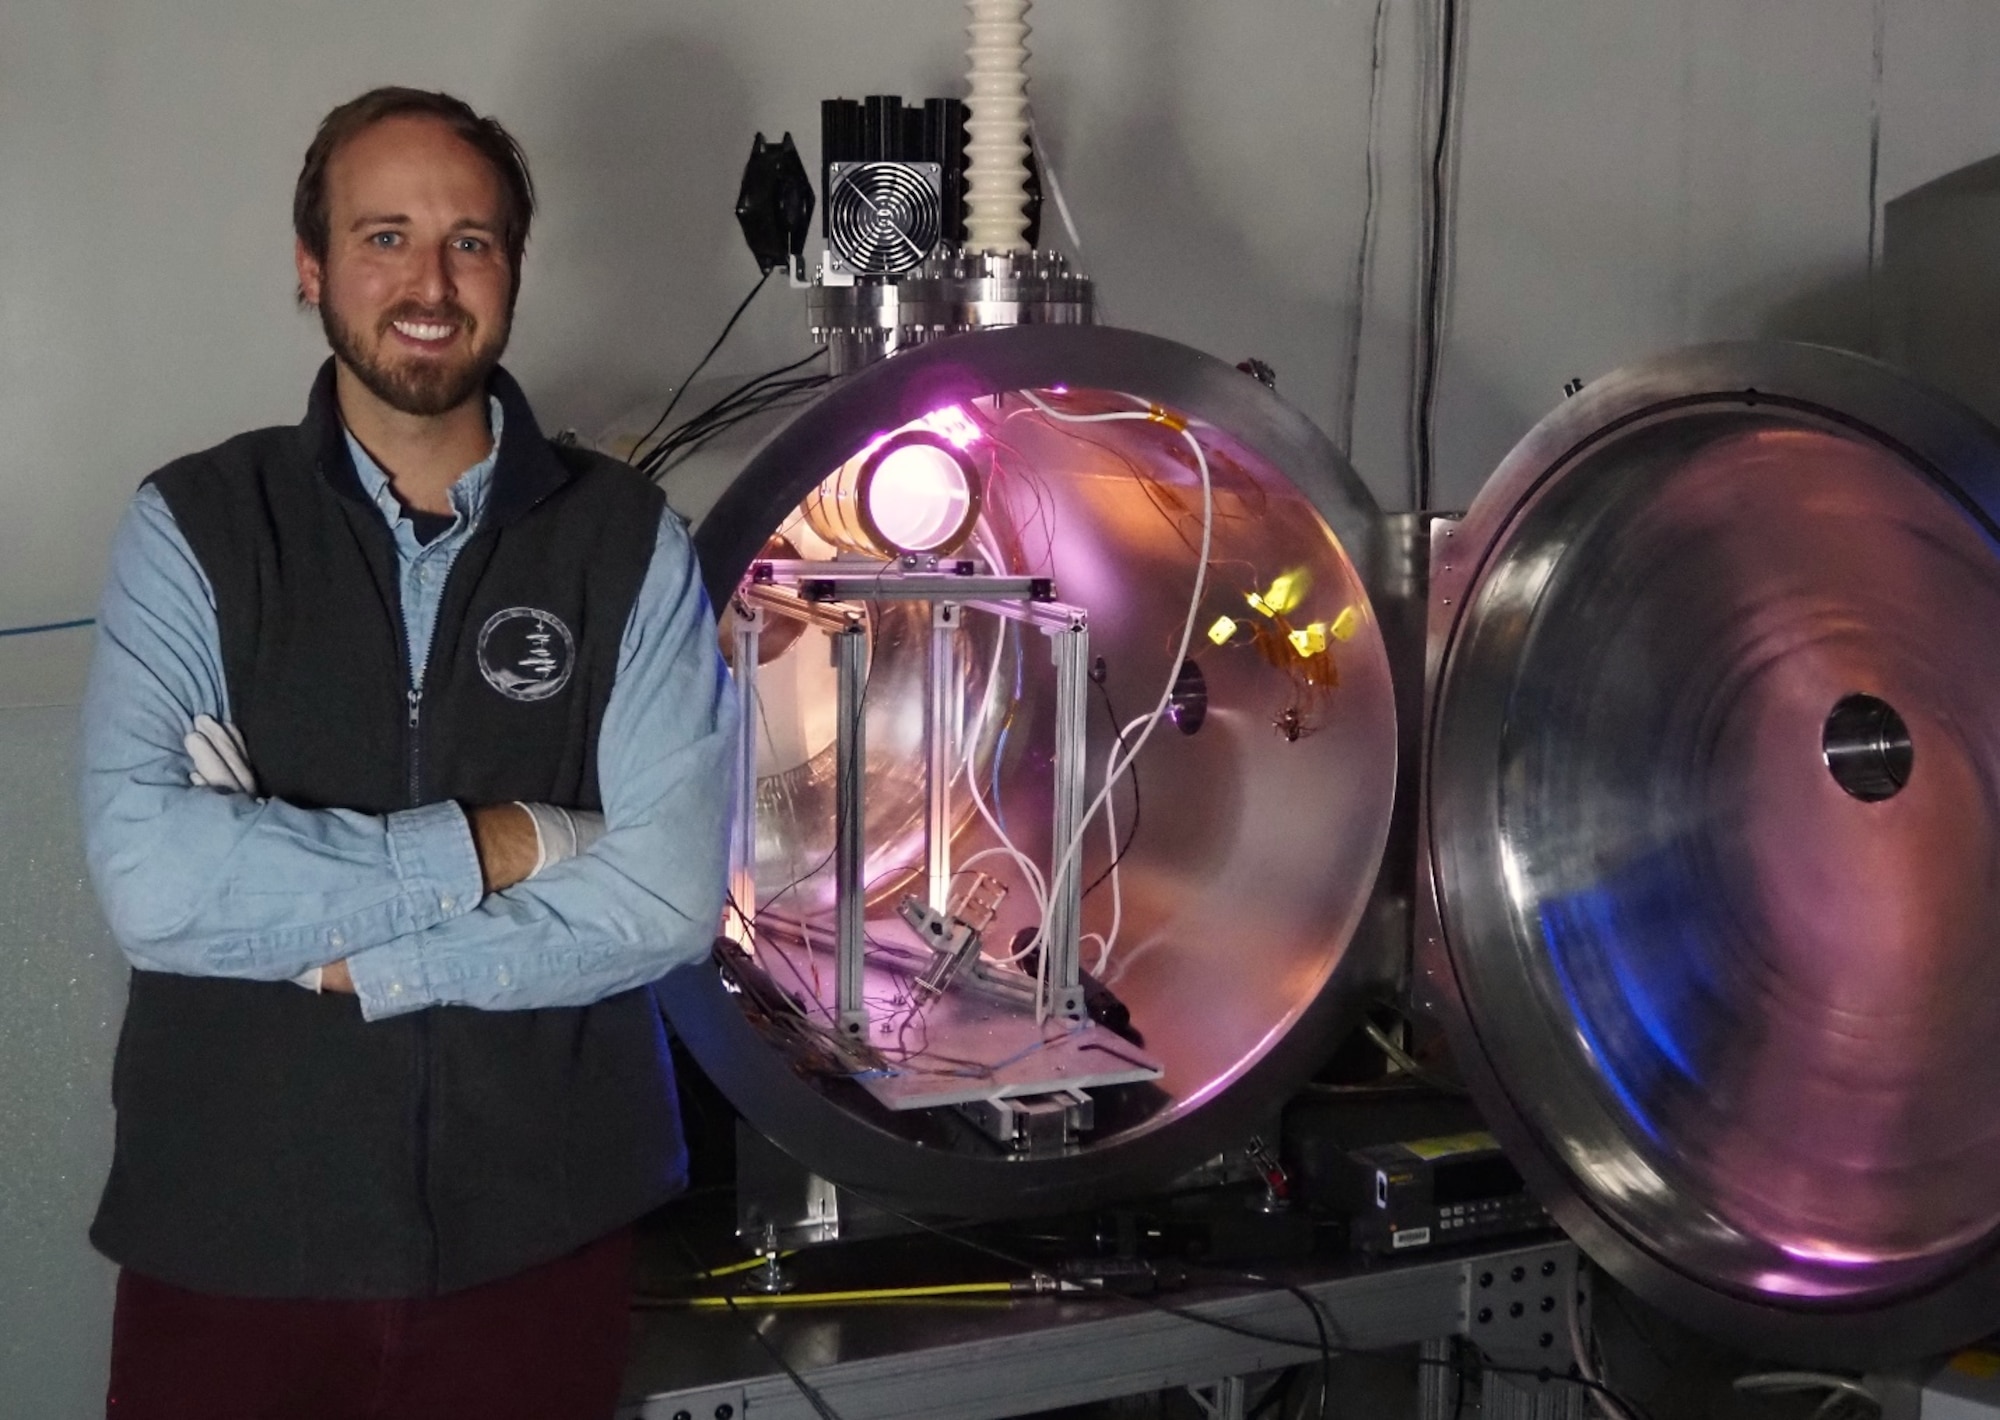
[79,87,735,1420]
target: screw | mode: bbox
[672,1412,692,1420]
[716,1407,736,1420]
[1541,1260,1557,1277]
[1478,1271,1494,1288]
[1541,1296,1556,1313]
[1539,1332,1555,1348]
[1509,1301,1525,1319]
[1477,1306,1493,1324]
[1510,1266,1526,1283]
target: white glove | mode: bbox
[185,715,259,795]
[515,802,608,876]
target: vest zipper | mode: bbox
[400,540,459,1296]
[407,688,423,801]
[406,674,437,1291]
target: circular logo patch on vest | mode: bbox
[477,607,576,703]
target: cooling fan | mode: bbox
[826,161,944,278]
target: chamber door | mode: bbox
[1424,342,2000,1363]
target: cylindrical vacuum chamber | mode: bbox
[662,327,2000,1365]
[662,325,1404,1218]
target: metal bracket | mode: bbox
[647,1382,747,1420]
[1462,1242,1579,1380]
[736,1124,842,1250]
[1186,1376,1248,1420]
[752,556,1052,605]
[956,1088,1095,1156]
[898,895,985,1004]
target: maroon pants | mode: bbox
[106,1230,634,1420]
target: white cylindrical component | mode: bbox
[964,0,1033,254]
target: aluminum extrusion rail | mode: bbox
[621,1238,1577,1420]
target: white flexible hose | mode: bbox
[964,0,1033,253]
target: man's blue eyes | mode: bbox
[365,233,487,253]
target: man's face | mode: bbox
[295,115,515,418]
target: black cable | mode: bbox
[1414,0,1462,513]
[1081,675,1141,902]
[640,351,825,462]
[834,1185,1664,1420]
[640,374,832,481]
[832,1187,1338,1419]
[637,350,829,475]
[0,616,95,639]
[644,381,832,479]
[1335,0,1391,459]
[629,269,772,469]
[1188,1266,1334,1420]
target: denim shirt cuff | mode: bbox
[385,800,483,925]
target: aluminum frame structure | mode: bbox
[733,557,1093,1030]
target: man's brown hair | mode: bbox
[293,87,536,304]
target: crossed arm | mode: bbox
[313,806,539,994]
[80,487,738,1021]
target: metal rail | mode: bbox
[622,1239,1582,1420]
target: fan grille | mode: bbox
[828,162,943,278]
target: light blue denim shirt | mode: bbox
[80,401,737,1022]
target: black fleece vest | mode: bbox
[91,362,685,1298]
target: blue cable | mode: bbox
[0,616,96,639]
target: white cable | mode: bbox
[955,845,1047,960]
[1015,389,1213,1018]
[1027,116,1083,256]
[1091,712,1151,974]
[963,753,1048,920]
[958,624,1049,950]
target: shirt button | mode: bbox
[389,982,403,995]
[329,930,344,949]
[497,968,512,987]
[440,895,456,912]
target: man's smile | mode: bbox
[388,317,461,347]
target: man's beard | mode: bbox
[321,298,509,417]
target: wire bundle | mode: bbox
[625,270,835,484]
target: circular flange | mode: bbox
[666,324,1400,1219]
[1424,342,2000,1363]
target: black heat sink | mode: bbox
[821,95,1042,252]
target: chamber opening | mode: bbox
[1823,693,1913,802]
[709,375,1397,1168]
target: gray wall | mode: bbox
[7,1,2000,1412]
